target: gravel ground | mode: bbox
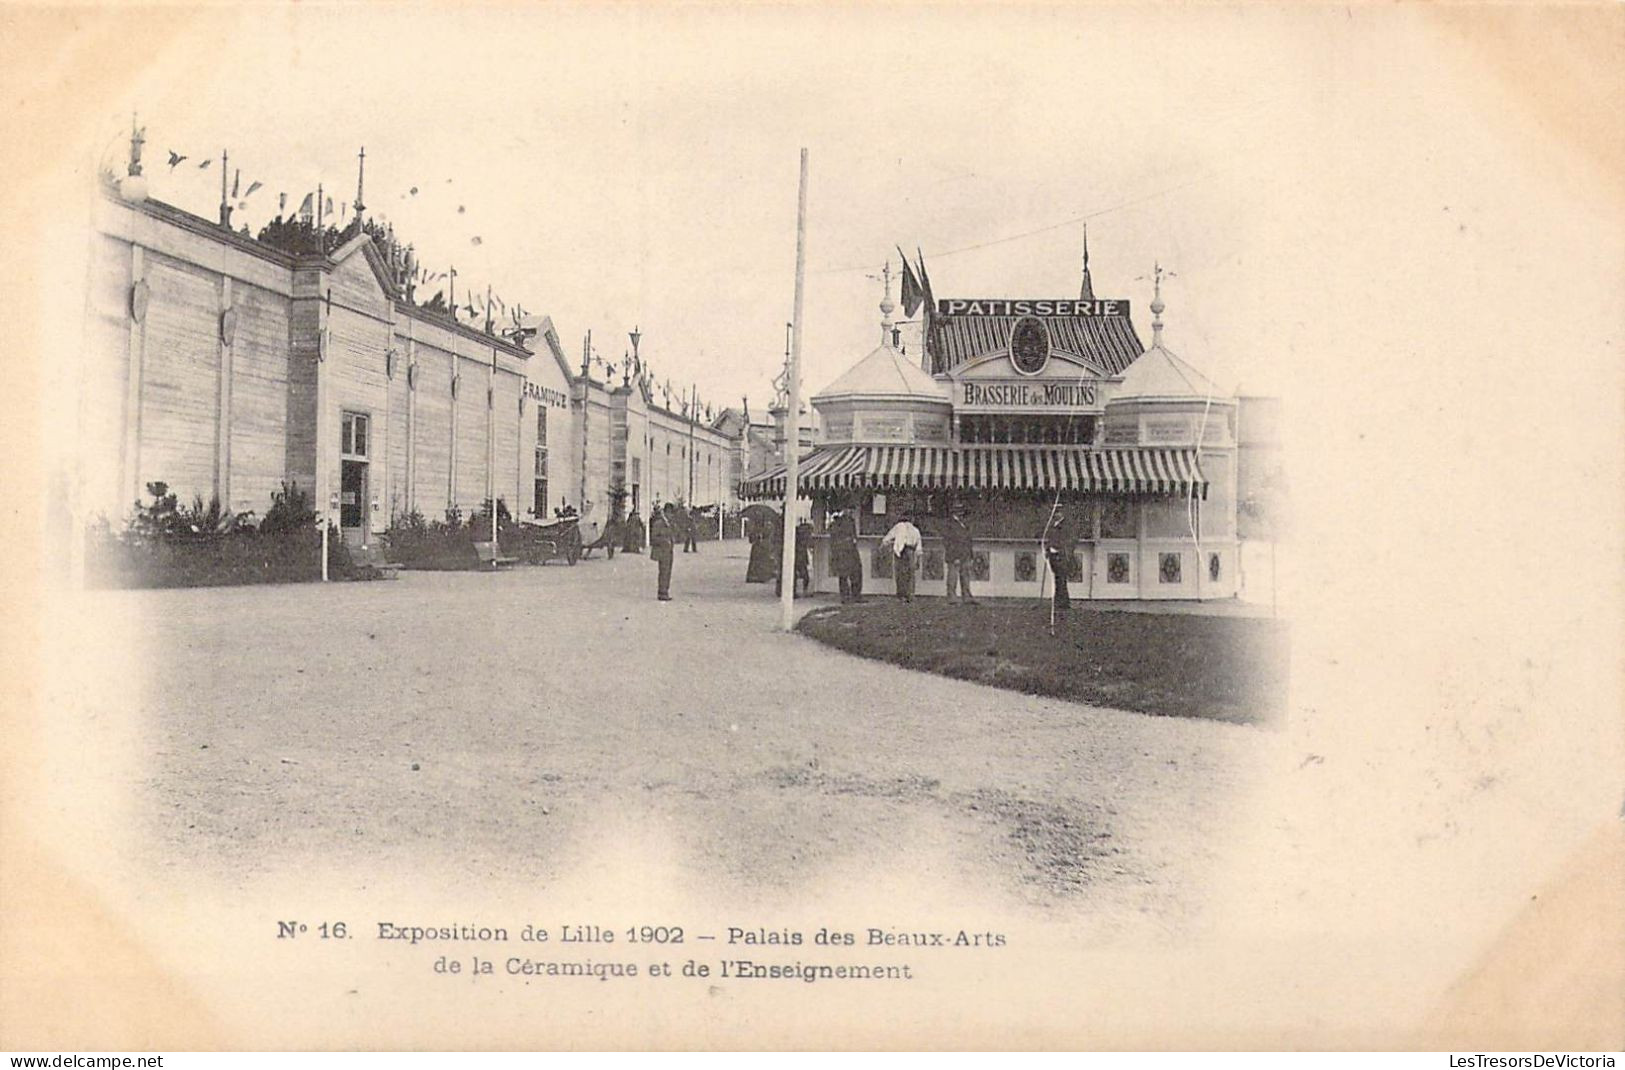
[118,543,1269,935]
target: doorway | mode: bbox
[340,411,370,545]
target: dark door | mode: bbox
[341,460,367,531]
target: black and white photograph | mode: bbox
[1,2,1620,1054]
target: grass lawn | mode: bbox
[797,599,1288,725]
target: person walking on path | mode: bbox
[622,511,645,554]
[745,512,778,583]
[776,520,812,597]
[880,514,922,602]
[942,506,978,605]
[650,503,677,601]
[829,507,865,604]
[681,507,698,553]
[1041,510,1078,619]
[684,507,702,553]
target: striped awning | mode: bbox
[740,445,869,499]
[741,446,1205,499]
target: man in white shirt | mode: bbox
[879,514,922,602]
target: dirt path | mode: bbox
[115,543,1268,933]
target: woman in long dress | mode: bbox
[745,513,779,583]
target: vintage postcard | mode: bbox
[1,2,1620,1052]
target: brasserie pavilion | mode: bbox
[744,258,1246,601]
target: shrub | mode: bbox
[262,482,317,535]
[85,480,351,588]
[381,504,479,570]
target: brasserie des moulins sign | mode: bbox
[962,380,1101,407]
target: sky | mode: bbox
[48,3,1625,503]
[73,4,1374,409]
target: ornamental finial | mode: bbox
[1150,261,1168,346]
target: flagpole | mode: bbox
[779,148,808,632]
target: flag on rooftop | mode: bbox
[897,247,923,317]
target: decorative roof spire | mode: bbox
[127,113,144,177]
[1079,223,1094,302]
[1150,261,1166,348]
[119,112,149,203]
[354,146,366,221]
[218,149,231,227]
[879,259,896,344]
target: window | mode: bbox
[1159,552,1182,584]
[1107,552,1131,584]
[341,412,369,459]
[533,409,549,516]
[1208,552,1221,582]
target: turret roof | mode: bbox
[1114,342,1229,400]
[814,342,949,402]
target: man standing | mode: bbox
[879,513,922,602]
[829,507,865,604]
[649,502,677,602]
[1041,509,1078,619]
[773,520,812,597]
[684,507,701,553]
[942,505,978,605]
[681,506,698,553]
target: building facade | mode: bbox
[83,174,755,551]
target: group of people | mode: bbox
[646,503,711,601]
[875,508,978,605]
[665,499,1084,616]
[877,507,1081,618]
[744,510,813,597]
